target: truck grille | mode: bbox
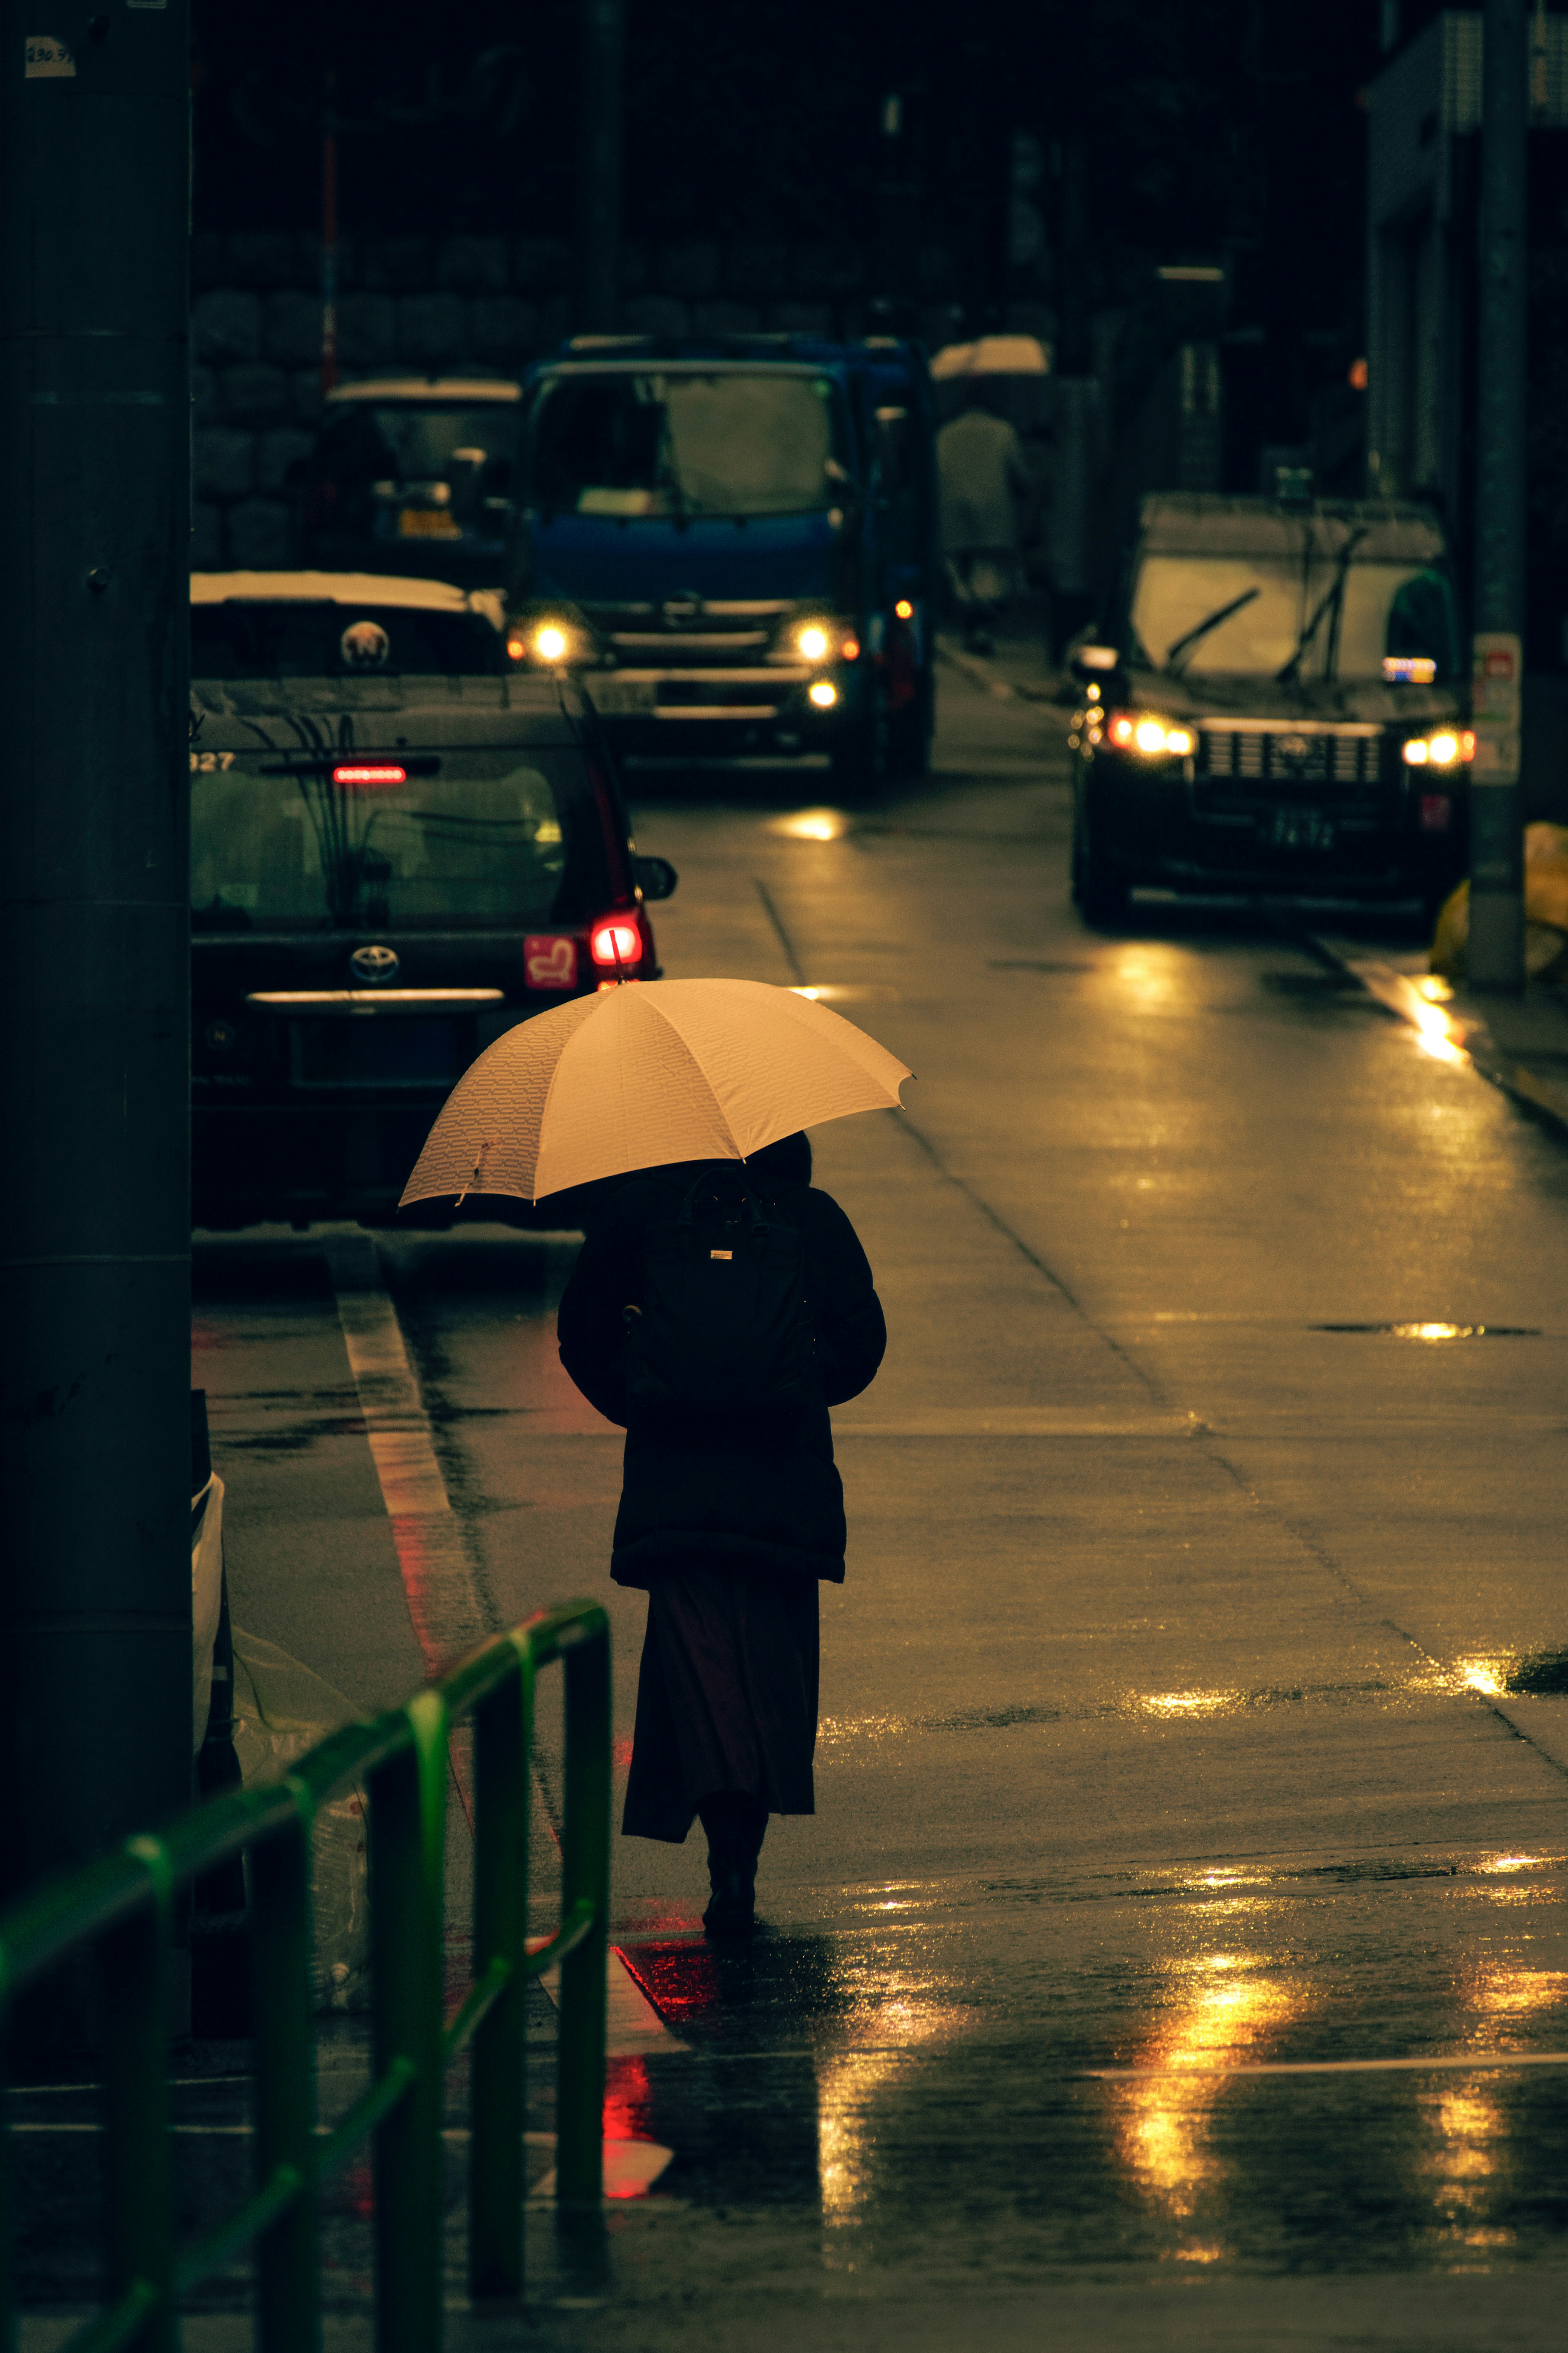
[1194,722,1390,819]
[583,600,791,669]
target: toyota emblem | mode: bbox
[351,943,400,984]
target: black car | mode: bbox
[1070,494,1472,923]
[190,570,675,1229]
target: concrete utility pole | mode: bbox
[576,0,625,335]
[1469,0,1529,990]
[0,0,193,2027]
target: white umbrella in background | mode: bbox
[929,335,1051,381]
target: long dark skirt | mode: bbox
[622,1564,820,1843]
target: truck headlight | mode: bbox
[1402,729,1474,768]
[1107,711,1194,759]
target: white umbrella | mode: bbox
[929,335,1050,381]
[399,978,912,1207]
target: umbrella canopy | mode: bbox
[398,978,912,1207]
[929,335,1050,381]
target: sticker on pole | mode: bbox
[1470,631,1522,783]
[25,35,74,75]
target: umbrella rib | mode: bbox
[632,993,744,1155]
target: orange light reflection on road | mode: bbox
[1412,997,1468,1064]
[771,807,850,842]
[1107,1952,1305,2263]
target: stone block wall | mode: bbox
[189,229,1052,567]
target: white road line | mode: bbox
[321,1231,490,1673]
[831,1411,1200,1439]
[1087,2051,1568,2079]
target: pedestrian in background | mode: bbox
[937,379,1034,655]
[557,1131,885,1938]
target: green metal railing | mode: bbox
[0,1601,612,2353]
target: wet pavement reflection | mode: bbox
[600,1850,1568,2283]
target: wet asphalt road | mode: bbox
[139,662,1568,2345]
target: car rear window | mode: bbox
[191,744,603,932]
[192,601,504,680]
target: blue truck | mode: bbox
[505,334,940,790]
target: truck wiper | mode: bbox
[1275,527,1368,684]
[1165,587,1260,674]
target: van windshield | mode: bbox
[191,749,576,932]
[526,370,845,519]
[1130,555,1463,681]
[307,403,522,533]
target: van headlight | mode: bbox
[1106,711,1195,759]
[1402,729,1475,768]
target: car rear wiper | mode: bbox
[1165,587,1261,674]
[1275,527,1369,684]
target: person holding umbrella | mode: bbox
[399,977,909,1936]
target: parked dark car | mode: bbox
[1070,494,1472,923]
[189,571,675,1229]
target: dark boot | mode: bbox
[698,1792,767,1938]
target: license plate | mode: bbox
[290,1017,466,1089]
[1260,807,1335,852]
[398,508,462,539]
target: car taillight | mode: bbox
[332,763,407,786]
[589,915,642,973]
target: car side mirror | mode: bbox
[634,854,678,902]
[1071,644,1120,682]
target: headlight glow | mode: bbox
[1108,711,1193,759]
[797,624,831,661]
[1403,729,1474,768]
[533,624,570,663]
[809,680,838,709]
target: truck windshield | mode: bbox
[1130,555,1463,681]
[191,750,574,932]
[526,370,845,519]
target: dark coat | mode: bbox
[556,1148,885,1586]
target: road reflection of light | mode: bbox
[1467,1961,1568,2030]
[1418,975,1454,1004]
[1421,1953,1568,2246]
[1115,949,1183,1006]
[1141,1689,1236,1719]
[1109,1953,1304,2260]
[1458,1659,1508,1696]
[817,1995,951,2253]
[1412,998,1469,1064]
[1425,2083,1505,2237]
[771,807,850,842]
[1477,1854,1543,1876]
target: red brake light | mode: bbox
[332,763,407,786]
[1107,714,1135,748]
[589,916,642,972]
